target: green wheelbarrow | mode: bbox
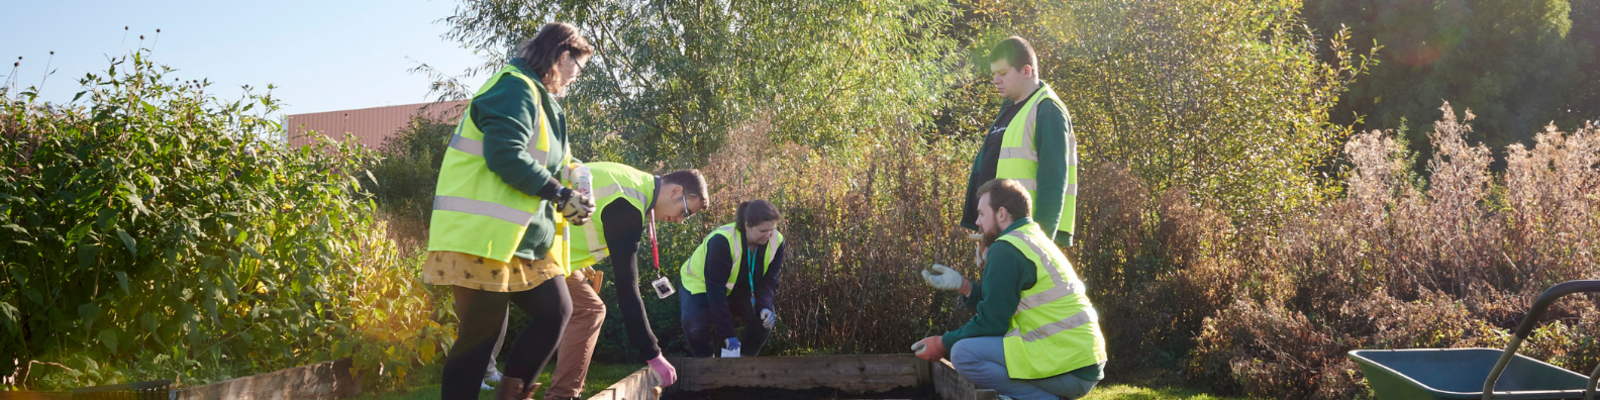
[1349,280,1600,400]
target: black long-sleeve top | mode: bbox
[598,196,662,360]
[701,234,786,339]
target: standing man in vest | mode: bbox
[679,200,785,358]
[961,36,1078,248]
[543,162,708,400]
[915,179,1106,400]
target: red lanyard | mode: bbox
[647,210,661,271]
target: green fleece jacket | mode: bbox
[472,57,570,260]
[942,217,1104,381]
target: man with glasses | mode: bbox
[505,162,709,400]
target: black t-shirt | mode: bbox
[962,93,1033,228]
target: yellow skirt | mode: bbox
[422,250,566,292]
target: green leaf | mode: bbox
[79,302,101,329]
[78,244,101,269]
[100,328,120,353]
[0,303,19,332]
[141,312,158,334]
[115,271,131,295]
[116,228,137,256]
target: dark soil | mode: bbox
[662,385,934,400]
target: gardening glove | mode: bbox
[911,336,947,362]
[720,337,742,358]
[556,187,596,225]
[647,354,678,387]
[921,264,967,291]
[760,308,776,329]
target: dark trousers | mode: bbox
[442,279,571,400]
[679,287,770,358]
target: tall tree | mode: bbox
[1305,0,1598,167]
[433,0,958,167]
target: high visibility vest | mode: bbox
[565,162,657,270]
[996,84,1078,242]
[997,222,1107,379]
[680,223,784,295]
[426,65,568,262]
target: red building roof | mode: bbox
[285,100,468,150]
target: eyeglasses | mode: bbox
[681,193,697,219]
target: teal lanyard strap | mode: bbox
[747,249,758,306]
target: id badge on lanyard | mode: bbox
[647,212,675,299]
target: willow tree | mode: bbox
[432,0,958,167]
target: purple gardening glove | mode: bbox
[647,354,678,386]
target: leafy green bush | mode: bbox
[0,52,451,390]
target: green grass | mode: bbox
[1081,383,1248,400]
[353,362,643,400]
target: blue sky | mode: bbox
[1,0,484,116]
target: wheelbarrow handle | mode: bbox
[1482,280,1600,400]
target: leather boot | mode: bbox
[495,377,541,400]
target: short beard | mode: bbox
[980,214,1001,247]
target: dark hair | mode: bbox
[988,36,1038,75]
[662,169,710,207]
[516,22,595,86]
[976,178,1032,220]
[735,199,781,237]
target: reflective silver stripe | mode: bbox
[434,196,535,226]
[450,133,552,164]
[1004,310,1094,342]
[1065,183,1078,196]
[594,183,649,205]
[449,135,484,157]
[1017,280,1082,313]
[998,146,1037,162]
[582,224,608,262]
[1008,230,1069,284]
[528,147,549,163]
[1007,229,1078,315]
[1021,94,1041,150]
[1013,179,1038,191]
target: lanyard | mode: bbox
[747,249,758,306]
[647,210,663,277]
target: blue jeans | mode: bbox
[950,337,1100,400]
[679,286,770,358]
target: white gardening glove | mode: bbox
[921,264,966,291]
[760,309,776,329]
[556,187,596,225]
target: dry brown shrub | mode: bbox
[692,118,975,354]
[1182,103,1600,398]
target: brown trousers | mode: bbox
[549,268,606,398]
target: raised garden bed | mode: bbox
[586,355,995,400]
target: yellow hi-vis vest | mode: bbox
[427,65,569,262]
[565,162,656,270]
[997,222,1107,379]
[997,84,1078,241]
[680,223,784,295]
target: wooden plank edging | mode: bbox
[172,357,361,400]
[585,366,661,400]
[585,355,993,400]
